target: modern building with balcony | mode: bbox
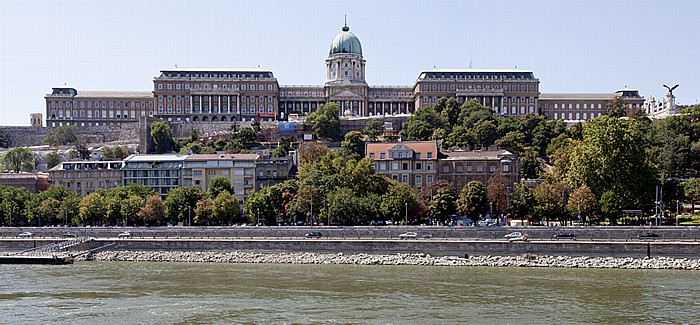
[122,154,187,196]
[255,153,295,191]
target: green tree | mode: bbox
[566,116,656,209]
[43,125,79,146]
[402,106,445,141]
[473,120,499,148]
[1,147,35,172]
[307,102,341,141]
[457,181,488,224]
[682,178,700,211]
[164,186,206,224]
[605,95,627,118]
[212,190,239,225]
[79,192,107,226]
[340,130,365,160]
[208,176,233,198]
[429,189,457,224]
[533,181,567,225]
[121,195,145,226]
[102,146,131,160]
[380,182,417,224]
[599,190,623,225]
[0,185,32,226]
[363,118,382,141]
[45,151,61,169]
[150,121,175,154]
[509,182,535,223]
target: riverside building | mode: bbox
[44,23,647,127]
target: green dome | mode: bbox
[329,25,362,55]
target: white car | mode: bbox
[399,232,417,239]
[508,235,528,242]
[18,232,34,238]
[504,232,523,239]
[118,231,132,238]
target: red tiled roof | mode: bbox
[365,141,438,160]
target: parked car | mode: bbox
[118,231,132,238]
[638,232,659,238]
[422,233,433,239]
[304,231,322,238]
[504,232,523,239]
[552,232,576,240]
[18,232,34,238]
[62,232,77,238]
[399,232,417,239]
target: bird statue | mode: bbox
[663,84,679,95]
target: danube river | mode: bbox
[1,262,699,324]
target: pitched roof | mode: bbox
[365,141,438,160]
[539,93,614,100]
[185,154,259,161]
[76,90,153,99]
[441,149,514,161]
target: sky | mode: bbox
[1,0,698,126]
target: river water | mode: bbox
[1,262,699,324]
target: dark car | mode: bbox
[638,232,659,238]
[552,232,576,240]
[305,231,322,238]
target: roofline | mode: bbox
[160,68,273,73]
[420,68,534,74]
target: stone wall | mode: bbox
[0,123,140,148]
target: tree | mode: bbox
[0,185,32,226]
[363,118,382,141]
[121,195,145,226]
[102,146,131,160]
[429,189,457,224]
[208,176,233,198]
[307,102,341,141]
[402,106,445,141]
[682,178,700,211]
[380,182,417,224]
[150,121,175,154]
[457,181,488,224]
[43,125,78,146]
[45,151,61,169]
[600,190,623,225]
[566,116,656,209]
[567,185,598,225]
[212,190,239,225]
[533,181,567,225]
[508,182,535,223]
[1,147,35,172]
[486,175,509,215]
[137,195,166,225]
[340,131,365,160]
[79,192,107,226]
[194,197,214,225]
[473,120,499,148]
[164,186,206,224]
[605,95,627,118]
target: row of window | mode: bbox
[550,112,603,120]
[378,161,434,171]
[157,83,276,91]
[60,181,118,189]
[51,110,143,119]
[368,91,413,98]
[420,83,536,92]
[157,105,274,114]
[61,171,120,178]
[50,101,151,109]
[158,95,276,103]
[391,174,434,185]
[370,151,434,160]
[442,163,510,173]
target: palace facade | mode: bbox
[44,23,645,128]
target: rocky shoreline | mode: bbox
[89,250,700,270]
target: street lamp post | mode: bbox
[257,208,260,226]
[405,202,408,226]
[188,205,192,227]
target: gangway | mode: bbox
[14,237,94,257]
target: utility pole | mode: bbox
[405,202,408,226]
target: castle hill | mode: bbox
[1,22,699,266]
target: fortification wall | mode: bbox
[0,124,140,148]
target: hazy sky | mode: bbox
[1,0,698,126]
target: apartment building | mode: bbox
[181,154,258,205]
[365,141,439,191]
[48,160,124,196]
[122,154,186,196]
[438,149,519,191]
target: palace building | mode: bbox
[43,23,645,128]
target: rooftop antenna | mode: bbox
[345,15,347,27]
[175,64,178,68]
[469,53,473,69]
